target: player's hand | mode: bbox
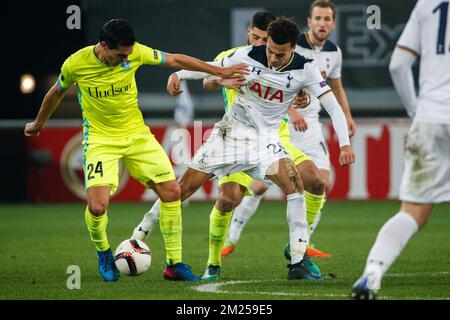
[289,110,308,132]
[347,117,357,137]
[292,89,310,109]
[221,78,246,91]
[339,145,355,166]
[167,73,183,96]
[218,63,249,79]
[24,121,42,137]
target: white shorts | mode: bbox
[399,121,450,204]
[189,115,291,183]
[288,122,330,171]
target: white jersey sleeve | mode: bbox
[176,61,222,80]
[389,47,418,118]
[328,48,342,79]
[319,92,350,147]
[397,3,421,55]
[395,0,450,124]
[219,46,250,67]
[302,61,332,98]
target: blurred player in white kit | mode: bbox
[351,0,450,300]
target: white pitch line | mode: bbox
[193,280,347,298]
[192,279,450,300]
[385,271,450,277]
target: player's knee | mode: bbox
[217,190,242,212]
[159,183,181,203]
[308,174,326,195]
[88,201,108,216]
[216,197,238,212]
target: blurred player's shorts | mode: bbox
[400,121,450,204]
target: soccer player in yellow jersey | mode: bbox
[24,19,248,282]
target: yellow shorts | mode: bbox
[218,172,253,195]
[216,122,310,194]
[83,126,175,195]
[278,120,310,166]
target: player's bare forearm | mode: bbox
[203,77,245,92]
[24,83,67,136]
[164,53,248,79]
[35,84,66,126]
[203,76,223,91]
[287,106,297,118]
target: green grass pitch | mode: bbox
[0,200,449,300]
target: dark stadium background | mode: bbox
[5,0,416,202]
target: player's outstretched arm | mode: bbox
[202,76,245,92]
[328,78,356,137]
[167,70,245,96]
[162,53,249,80]
[24,83,68,136]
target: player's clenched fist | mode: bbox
[339,145,355,166]
[24,121,42,137]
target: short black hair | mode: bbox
[309,0,336,20]
[99,19,136,49]
[267,17,300,47]
[250,11,276,31]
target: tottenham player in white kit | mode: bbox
[351,0,450,300]
[222,0,356,259]
[137,17,355,280]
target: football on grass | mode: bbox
[114,239,151,276]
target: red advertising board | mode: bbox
[26,120,411,202]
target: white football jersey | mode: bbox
[219,45,332,134]
[397,0,450,124]
[294,32,342,123]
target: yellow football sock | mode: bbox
[305,191,325,228]
[207,206,233,267]
[84,207,110,252]
[160,200,182,265]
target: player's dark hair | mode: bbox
[309,0,336,20]
[250,11,276,31]
[267,17,300,47]
[99,19,136,49]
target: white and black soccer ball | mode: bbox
[114,239,151,276]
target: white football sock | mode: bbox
[137,199,161,236]
[227,194,263,244]
[286,193,308,265]
[364,211,419,277]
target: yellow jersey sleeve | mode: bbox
[214,46,243,63]
[57,57,76,90]
[214,47,243,111]
[137,43,165,66]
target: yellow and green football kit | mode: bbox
[58,42,176,193]
[59,42,181,265]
